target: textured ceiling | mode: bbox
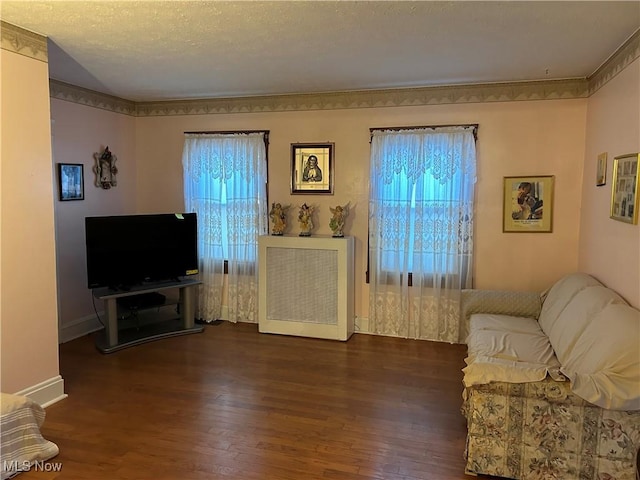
[1,1,639,102]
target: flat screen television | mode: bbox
[85,213,198,290]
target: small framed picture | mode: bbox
[291,143,334,194]
[503,175,554,233]
[596,152,607,186]
[58,163,84,201]
[610,153,639,224]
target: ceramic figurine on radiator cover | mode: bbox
[329,204,349,237]
[297,203,314,236]
[269,202,289,235]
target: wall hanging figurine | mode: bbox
[93,146,118,189]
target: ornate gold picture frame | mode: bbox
[503,175,554,233]
[610,153,639,225]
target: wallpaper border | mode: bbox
[133,79,589,117]
[49,79,590,118]
[49,80,137,116]
[588,28,640,95]
[1,21,48,62]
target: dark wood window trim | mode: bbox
[369,124,478,141]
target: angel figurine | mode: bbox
[297,203,314,236]
[329,204,349,237]
[269,202,289,235]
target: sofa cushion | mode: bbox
[469,313,544,336]
[463,314,563,387]
[538,272,602,337]
[561,303,640,410]
[547,285,627,365]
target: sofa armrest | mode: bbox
[460,289,542,342]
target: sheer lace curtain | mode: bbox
[182,133,268,323]
[368,126,477,343]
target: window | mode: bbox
[377,173,468,275]
[182,131,269,323]
[368,125,477,341]
[369,126,477,286]
[182,131,268,266]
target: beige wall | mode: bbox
[50,99,137,341]
[135,99,587,322]
[579,58,640,307]
[1,48,60,393]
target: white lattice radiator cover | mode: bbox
[258,235,354,340]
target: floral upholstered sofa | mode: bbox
[460,273,640,480]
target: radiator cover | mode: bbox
[258,235,354,340]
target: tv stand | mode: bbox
[92,278,203,353]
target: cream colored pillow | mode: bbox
[470,313,544,336]
[538,273,602,336]
[467,327,558,366]
[547,286,627,365]
[561,303,640,410]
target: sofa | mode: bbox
[460,272,640,480]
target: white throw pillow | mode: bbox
[538,273,602,336]
[547,286,627,365]
[561,303,640,410]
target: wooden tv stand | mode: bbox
[92,278,203,353]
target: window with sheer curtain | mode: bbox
[182,132,268,324]
[368,126,477,343]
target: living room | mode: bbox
[1,2,639,478]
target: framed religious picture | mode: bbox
[503,175,554,233]
[610,153,639,225]
[291,143,334,194]
[57,163,85,201]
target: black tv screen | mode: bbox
[85,213,198,289]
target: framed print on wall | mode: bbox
[58,163,84,201]
[596,152,607,186]
[610,153,639,225]
[503,175,554,233]
[291,143,334,194]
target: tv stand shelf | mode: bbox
[92,278,203,354]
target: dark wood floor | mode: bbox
[24,322,489,480]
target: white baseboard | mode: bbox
[15,375,67,408]
[234,314,372,334]
[354,316,371,334]
[59,313,104,344]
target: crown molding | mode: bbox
[588,28,640,96]
[49,80,137,116]
[1,21,47,62]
